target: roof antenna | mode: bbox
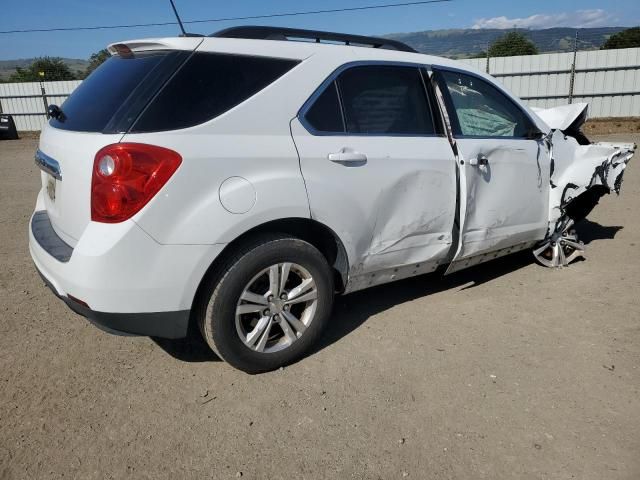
[169,0,188,37]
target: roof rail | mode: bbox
[210,26,417,53]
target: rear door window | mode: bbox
[337,65,436,135]
[132,53,299,132]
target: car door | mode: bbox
[432,67,551,274]
[290,63,458,291]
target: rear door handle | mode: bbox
[328,149,367,164]
[469,154,489,167]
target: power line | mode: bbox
[0,0,453,35]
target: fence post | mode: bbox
[568,30,579,104]
[485,42,490,74]
[38,72,49,119]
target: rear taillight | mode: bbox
[91,143,181,223]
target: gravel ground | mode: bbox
[1,135,639,480]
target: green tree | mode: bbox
[602,27,640,50]
[488,32,539,57]
[468,51,487,59]
[83,49,110,78]
[9,57,76,82]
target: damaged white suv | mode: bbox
[29,27,635,373]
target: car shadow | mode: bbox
[151,252,532,364]
[151,219,622,364]
[311,250,533,355]
[152,325,222,363]
[574,219,623,245]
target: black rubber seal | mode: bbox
[31,210,73,262]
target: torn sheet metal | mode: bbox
[549,138,634,226]
[532,103,589,132]
[533,103,635,267]
[541,106,635,232]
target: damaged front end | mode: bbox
[532,103,635,267]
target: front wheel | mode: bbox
[533,218,585,268]
[197,235,334,373]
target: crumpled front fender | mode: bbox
[548,131,635,230]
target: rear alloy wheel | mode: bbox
[235,263,318,353]
[533,218,585,268]
[197,235,334,373]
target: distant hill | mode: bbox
[0,27,630,81]
[386,27,627,58]
[0,58,89,81]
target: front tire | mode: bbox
[197,235,334,373]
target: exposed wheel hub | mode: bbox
[533,218,586,268]
[268,298,285,314]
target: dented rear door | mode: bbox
[433,67,551,273]
[291,63,457,289]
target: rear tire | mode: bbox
[196,234,334,373]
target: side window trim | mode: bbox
[298,60,447,138]
[418,67,445,137]
[431,68,463,137]
[334,80,348,133]
[432,65,538,140]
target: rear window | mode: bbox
[131,53,299,132]
[50,51,185,133]
[50,51,298,134]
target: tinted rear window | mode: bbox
[131,53,299,132]
[50,51,184,133]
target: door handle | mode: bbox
[328,149,367,164]
[469,154,489,167]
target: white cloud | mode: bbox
[472,9,614,30]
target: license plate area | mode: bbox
[46,175,57,202]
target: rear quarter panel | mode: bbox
[126,131,309,245]
[127,48,352,246]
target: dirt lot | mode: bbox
[1,135,639,480]
[585,118,640,136]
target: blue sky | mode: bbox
[1,0,638,60]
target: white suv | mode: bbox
[29,27,634,373]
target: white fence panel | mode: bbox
[459,47,640,118]
[0,80,81,131]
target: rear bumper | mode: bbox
[36,265,190,338]
[28,194,225,338]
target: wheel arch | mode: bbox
[191,217,350,315]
